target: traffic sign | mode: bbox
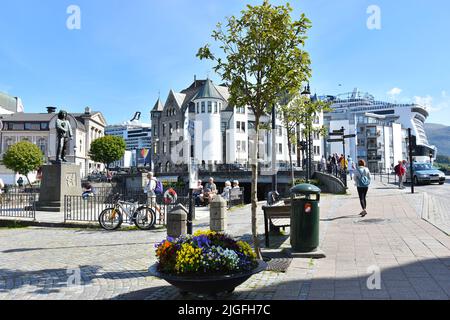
[333,129,344,133]
[329,132,343,136]
[344,134,356,138]
[327,139,344,143]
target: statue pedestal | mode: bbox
[36,164,83,212]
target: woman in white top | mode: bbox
[221,181,232,201]
[145,172,157,196]
[353,159,372,217]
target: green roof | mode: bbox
[194,79,224,100]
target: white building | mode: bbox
[322,89,435,171]
[151,78,324,172]
[0,91,24,115]
[0,106,107,181]
[105,113,152,168]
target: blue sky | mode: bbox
[1,0,450,125]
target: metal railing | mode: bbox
[64,192,190,225]
[0,193,37,220]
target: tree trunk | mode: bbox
[287,138,295,187]
[25,174,32,188]
[251,119,262,259]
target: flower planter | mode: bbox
[149,260,267,295]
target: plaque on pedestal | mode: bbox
[36,164,82,212]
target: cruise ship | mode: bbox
[321,89,436,167]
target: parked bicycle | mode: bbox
[98,193,156,230]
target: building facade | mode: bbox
[0,91,24,114]
[0,107,107,179]
[322,89,435,171]
[151,78,324,173]
[105,115,152,169]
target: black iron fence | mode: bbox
[0,193,37,220]
[64,191,190,225]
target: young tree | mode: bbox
[292,95,331,179]
[3,141,44,187]
[197,1,312,257]
[278,94,301,187]
[89,136,126,171]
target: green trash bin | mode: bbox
[290,184,321,252]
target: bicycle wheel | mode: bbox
[134,206,156,230]
[99,207,123,230]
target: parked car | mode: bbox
[405,163,446,185]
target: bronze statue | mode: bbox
[55,110,73,163]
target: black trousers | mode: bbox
[357,187,369,210]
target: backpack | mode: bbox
[154,180,164,195]
[357,167,371,187]
[394,164,400,175]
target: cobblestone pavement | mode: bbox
[1,179,450,300]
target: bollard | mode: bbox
[167,204,188,238]
[209,196,227,232]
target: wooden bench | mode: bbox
[262,204,291,248]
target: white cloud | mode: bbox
[387,87,402,97]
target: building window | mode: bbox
[162,142,166,154]
[169,123,173,135]
[278,143,283,154]
[175,121,179,130]
[201,102,205,113]
[214,102,218,113]
[38,138,46,154]
[237,121,246,133]
[236,106,245,114]
[208,101,212,113]
[277,125,283,137]
[162,124,166,136]
[197,103,200,114]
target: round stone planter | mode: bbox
[149,260,267,296]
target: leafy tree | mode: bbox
[292,95,331,180]
[197,1,312,257]
[3,141,44,186]
[89,136,126,171]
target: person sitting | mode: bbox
[232,180,240,190]
[200,188,213,206]
[82,183,94,200]
[205,177,218,195]
[221,181,232,201]
[193,180,204,207]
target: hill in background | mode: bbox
[425,123,450,157]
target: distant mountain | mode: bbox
[425,123,450,157]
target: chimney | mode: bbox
[194,75,197,87]
[47,106,56,114]
[85,107,91,115]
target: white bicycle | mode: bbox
[98,194,156,230]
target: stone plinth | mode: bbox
[167,204,188,238]
[210,196,227,232]
[36,164,83,212]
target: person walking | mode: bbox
[394,161,406,189]
[354,159,372,217]
[348,156,355,180]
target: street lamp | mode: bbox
[301,83,311,182]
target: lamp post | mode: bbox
[301,83,311,182]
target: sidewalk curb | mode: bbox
[0,219,101,229]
